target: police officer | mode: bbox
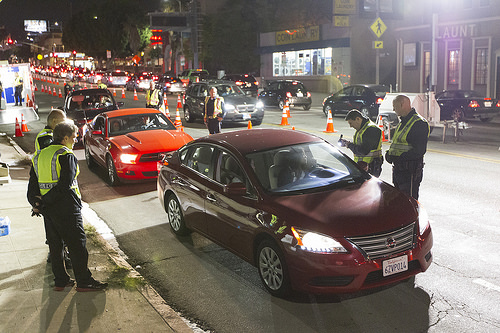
[97,79,107,90]
[14,72,23,106]
[27,122,108,292]
[204,87,224,134]
[339,109,383,177]
[385,95,430,200]
[146,81,162,108]
[35,109,67,154]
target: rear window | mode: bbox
[285,82,307,91]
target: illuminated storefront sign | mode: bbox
[276,26,320,46]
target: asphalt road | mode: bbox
[4,82,500,332]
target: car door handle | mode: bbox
[172,177,189,186]
[206,193,216,202]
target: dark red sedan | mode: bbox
[157,129,433,296]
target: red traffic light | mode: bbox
[72,50,77,55]
[7,38,13,44]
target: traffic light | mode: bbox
[150,29,163,45]
[72,50,77,56]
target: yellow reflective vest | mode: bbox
[204,96,224,119]
[353,120,382,163]
[387,112,428,157]
[147,89,161,106]
[34,128,53,154]
[32,145,81,198]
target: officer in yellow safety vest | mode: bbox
[27,122,108,292]
[146,81,162,108]
[385,95,430,200]
[34,109,67,154]
[204,87,224,134]
[14,72,23,106]
[97,79,107,89]
[339,109,383,177]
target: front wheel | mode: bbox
[303,104,311,110]
[257,240,291,297]
[323,105,332,117]
[106,155,119,186]
[167,195,189,235]
[184,106,194,123]
[278,99,284,110]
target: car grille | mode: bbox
[346,222,416,260]
[236,104,255,113]
[142,171,159,177]
[139,152,166,163]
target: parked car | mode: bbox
[322,84,390,120]
[179,69,209,85]
[258,80,312,110]
[87,70,106,84]
[157,75,186,95]
[101,70,129,87]
[183,80,265,126]
[222,74,259,96]
[435,90,500,122]
[157,128,433,296]
[63,88,124,143]
[126,72,156,91]
[84,108,193,185]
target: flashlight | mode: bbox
[337,134,343,146]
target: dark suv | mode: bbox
[258,80,312,110]
[222,74,259,96]
[183,80,265,126]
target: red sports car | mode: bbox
[84,108,193,185]
[157,129,433,296]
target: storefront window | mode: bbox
[273,48,335,77]
[475,48,488,85]
[448,50,460,84]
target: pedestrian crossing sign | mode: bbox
[370,17,387,38]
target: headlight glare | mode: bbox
[120,153,138,164]
[291,227,347,254]
[418,203,430,235]
[256,100,264,109]
[225,104,236,112]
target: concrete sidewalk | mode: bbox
[0,133,193,332]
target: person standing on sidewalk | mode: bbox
[339,110,383,177]
[204,87,224,134]
[14,72,23,106]
[28,121,108,292]
[385,95,430,200]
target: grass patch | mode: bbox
[107,266,146,290]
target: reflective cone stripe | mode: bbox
[280,106,289,126]
[163,93,170,118]
[174,109,182,128]
[14,118,24,137]
[21,114,30,132]
[58,88,63,98]
[323,109,337,133]
[176,95,182,110]
[121,88,126,99]
[247,120,252,129]
[52,87,57,96]
[113,88,117,96]
[47,86,51,95]
[285,100,291,118]
[378,115,388,142]
[133,88,139,101]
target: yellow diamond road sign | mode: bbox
[370,17,387,38]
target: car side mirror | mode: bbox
[224,182,247,196]
[92,129,103,136]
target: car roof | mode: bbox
[102,108,163,119]
[347,84,389,89]
[192,128,323,155]
[69,88,111,96]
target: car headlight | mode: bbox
[225,104,236,112]
[120,153,138,164]
[291,227,347,254]
[256,100,264,109]
[418,203,430,235]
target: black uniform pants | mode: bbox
[14,87,22,105]
[392,161,424,200]
[43,207,92,286]
[207,118,221,134]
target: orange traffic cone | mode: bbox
[84,82,87,89]
[35,83,38,91]
[280,105,289,126]
[121,87,126,99]
[14,118,24,137]
[377,115,388,142]
[323,109,337,133]
[26,95,33,108]
[41,85,44,93]
[113,88,117,97]
[58,88,63,98]
[285,100,291,118]
[46,86,50,95]
[52,87,57,96]
[21,114,30,132]
[174,95,183,128]
[247,120,252,129]
[292,126,296,130]
[163,93,170,118]
[176,94,182,110]
[56,79,59,85]
[133,88,139,101]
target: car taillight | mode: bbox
[496,101,500,107]
[235,81,243,85]
[286,92,292,98]
[307,92,311,98]
[166,83,171,87]
[254,81,259,86]
[109,77,113,82]
[376,97,384,104]
[469,100,480,108]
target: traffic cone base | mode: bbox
[121,88,126,99]
[323,110,337,133]
[247,120,252,129]
[14,118,24,137]
[133,88,139,101]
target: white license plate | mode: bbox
[296,92,303,97]
[383,255,408,277]
[242,114,251,120]
[485,101,492,107]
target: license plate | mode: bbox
[383,255,408,277]
[485,101,492,107]
[296,92,303,97]
[242,113,251,120]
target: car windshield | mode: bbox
[68,93,115,111]
[246,142,367,194]
[216,84,245,96]
[108,113,177,136]
[372,86,389,97]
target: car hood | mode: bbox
[110,129,192,153]
[269,178,417,237]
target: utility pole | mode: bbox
[375,0,380,84]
